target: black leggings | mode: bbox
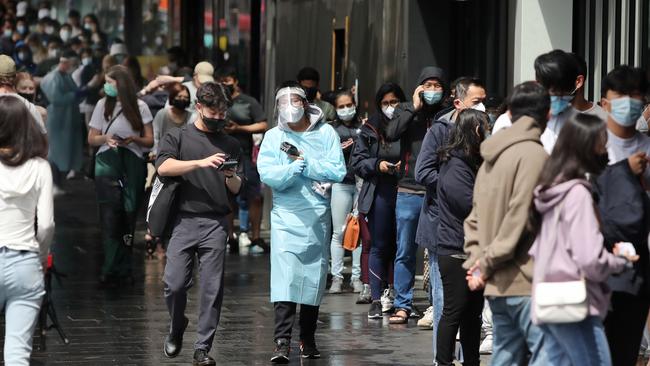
[274,302,319,345]
[436,255,484,366]
[605,291,650,366]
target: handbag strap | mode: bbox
[102,109,123,135]
[536,199,566,282]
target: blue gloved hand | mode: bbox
[289,159,306,176]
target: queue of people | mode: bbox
[0,3,649,365]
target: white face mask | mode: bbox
[382,106,395,119]
[278,105,305,125]
[471,102,486,112]
[60,30,70,42]
[337,106,356,122]
[82,57,92,66]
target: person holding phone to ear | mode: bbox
[155,82,242,366]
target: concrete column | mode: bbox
[510,0,573,86]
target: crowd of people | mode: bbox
[1,2,650,366]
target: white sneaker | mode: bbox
[329,277,343,294]
[380,288,394,313]
[417,306,433,329]
[479,334,493,354]
[238,232,252,247]
[351,279,364,293]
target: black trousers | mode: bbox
[605,291,650,366]
[274,302,319,345]
[436,255,484,366]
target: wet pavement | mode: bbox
[1,180,469,365]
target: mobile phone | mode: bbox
[280,141,300,156]
[219,160,238,171]
[112,135,125,142]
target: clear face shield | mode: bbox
[275,87,307,131]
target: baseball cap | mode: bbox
[0,55,16,78]
[194,61,214,84]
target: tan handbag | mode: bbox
[342,213,360,251]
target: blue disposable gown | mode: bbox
[257,120,346,306]
[40,69,83,172]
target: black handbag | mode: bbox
[146,127,184,237]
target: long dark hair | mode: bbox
[104,65,143,131]
[437,108,488,171]
[528,113,606,235]
[374,82,406,138]
[0,95,47,166]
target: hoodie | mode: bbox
[0,157,54,261]
[463,116,548,297]
[386,67,447,192]
[529,179,627,324]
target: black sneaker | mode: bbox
[192,349,216,366]
[410,304,423,319]
[270,338,290,364]
[228,236,239,254]
[300,341,321,359]
[368,301,383,319]
[250,238,270,254]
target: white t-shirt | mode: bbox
[89,98,154,158]
[0,157,54,260]
[607,130,650,186]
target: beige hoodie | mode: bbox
[463,116,548,297]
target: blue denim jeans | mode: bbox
[0,248,45,365]
[488,296,547,366]
[429,251,443,359]
[393,192,424,310]
[236,195,249,232]
[540,316,611,366]
[330,183,361,280]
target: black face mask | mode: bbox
[202,114,228,133]
[18,92,34,101]
[593,152,610,175]
[224,83,235,96]
[304,87,318,103]
[170,98,190,110]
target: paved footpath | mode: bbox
[0,180,487,365]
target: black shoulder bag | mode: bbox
[146,127,184,237]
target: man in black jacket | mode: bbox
[385,66,448,324]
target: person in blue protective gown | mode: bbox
[257,82,346,363]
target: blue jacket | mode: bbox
[413,119,453,251]
[436,150,478,256]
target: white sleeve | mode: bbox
[139,100,154,124]
[27,102,46,133]
[89,99,105,131]
[35,160,54,262]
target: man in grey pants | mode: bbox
[156,82,242,366]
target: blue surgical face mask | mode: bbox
[550,95,573,116]
[422,90,443,105]
[609,96,644,127]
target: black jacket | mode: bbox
[436,150,477,255]
[385,67,447,192]
[332,118,362,185]
[412,119,453,250]
[594,159,650,296]
[351,113,399,214]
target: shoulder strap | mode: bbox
[102,109,123,135]
[537,199,565,282]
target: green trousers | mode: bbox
[95,147,146,277]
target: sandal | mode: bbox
[388,308,410,324]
